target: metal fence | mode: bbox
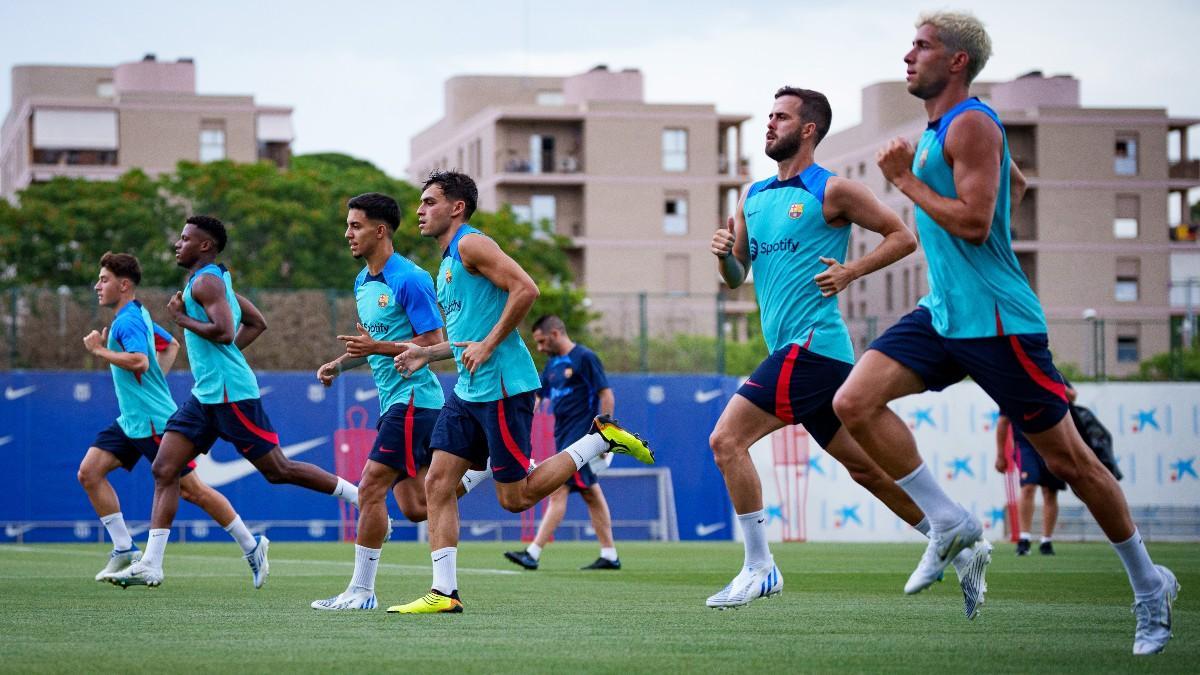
[2,285,1196,378]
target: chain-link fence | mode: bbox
[2,285,1197,379]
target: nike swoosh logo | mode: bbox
[695,522,725,537]
[1022,408,1044,421]
[0,436,12,448]
[378,447,397,454]
[368,557,378,562]
[433,555,449,562]
[354,388,379,402]
[936,534,961,561]
[743,380,764,389]
[757,519,765,524]
[4,385,36,400]
[694,389,723,404]
[258,386,274,396]
[193,436,328,487]
[746,210,760,217]
[468,524,497,536]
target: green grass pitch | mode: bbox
[0,541,1194,673]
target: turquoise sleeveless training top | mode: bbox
[743,163,855,363]
[913,97,1046,337]
[436,225,540,402]
[182,263,260,403]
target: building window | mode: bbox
[530,135,555,174]
[96,80,114,98]
[1116,325,1140,363]
[200,122,226,162]
[1114,194,1139,239]
[858,162,866,178]
[885,272,894,312]
[664,194,688,235]
[902,268,911,307]
[1114,132,1138,176]
[530,195,557,238]
[536,90,564,106]
[662,129,688,172]
[1115,256,1140,302]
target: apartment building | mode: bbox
[1,54,294,201]
[818,72,1200,376]
[409,66,751,338]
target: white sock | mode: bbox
[913,517,931,536]
[332,477,359,507]
[895,463,965,531]
[431,546,457,595]
[351,544,381,592]
[1019,531,1032,541]
[1113,529,1161,598]
[526,543,542,560]
[738,509,771,569]
[142,528,170,569]
[600,547,618,562]
[1040,536,1053,544]
[100,512,133,551]
[461,467,493,494]
[564,434,607,470]
[223,515,257,554]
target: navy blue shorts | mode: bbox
[430,390,536,484]
[369,403,439,481]
[736,343,852,448]
[92,421,194,476]
[869,307,1069,433]
[164,395,279,460]
[565,462,598,492]
[1016,431,1066,491]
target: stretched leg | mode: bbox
[532,485,569,549]
[179,472,235,527]
[580,484,615,551]
[1019,483,1037,547]
[251,447,358,505]
[79,447,139,580]
[821,427,924,527]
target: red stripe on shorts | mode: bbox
[496,397,530,471]
[230,402,280,445]
[775,344,801,424]
[1008,336,1067,402]
[404,392,416,477]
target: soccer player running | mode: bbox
[504,315,622,571]
[707,86,988,617]
[832,11,1177,654]
[81,252,263,585]
[111,216,360,588]
[388,171,653,614]
[310,193,447,610]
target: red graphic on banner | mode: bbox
[334,406,376,541]
[771,425,810,542]
[1001,425,1021,542]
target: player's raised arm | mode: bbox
[83,326,149,375]
[815,178,918,297]
[876,112,1003,245]
[712,188,751,289]
[234,293,267,350]
[167,274,235,344]
[454,233,539,374]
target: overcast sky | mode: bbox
[2,0,1197,182]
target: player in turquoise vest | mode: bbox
[387,170,653,614]
[833,11,1177,654]
[110,216,359,589]
[80,252,266,587]
[310,192,448,611]
[707,86,985,614]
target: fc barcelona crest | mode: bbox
[377,294,389,308]
[919,149,928,168]
[564,367,574,380]
[444,268,453,284]
[788,203,804,219]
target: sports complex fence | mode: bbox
[2,285,1198,379]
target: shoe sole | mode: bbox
[962,542,993,620]
[707,590,782,610]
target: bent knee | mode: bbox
[497,494,532,514]
[832,387,868,425]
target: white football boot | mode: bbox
[706,561,783,609]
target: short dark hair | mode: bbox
[774,87,833,145]
[347,192,401,232]
[423,170,478,221]
[100,251,141,285]
[186,215,227,252]
[532,314,566,334]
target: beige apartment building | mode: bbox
[1,54,294,202]
[818,73,1200,377]
[409,66,751,338]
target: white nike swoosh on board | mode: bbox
[695,522,726,537]
[0,436,12,448]
[4,386,36,400]
[694,389,723,404]
[258,386,274,396]
[193,437,328,487]
[468,524,498,536]
[354,388,379,402]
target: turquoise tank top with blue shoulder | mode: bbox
[354,252,446,413]
[913,97,1046,337]
[109,300,177,438]
[436,225,541,402]
[182,263,260,404]
[743,162,854,364]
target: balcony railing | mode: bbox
[1170,223,1199,242]
[1169,159,1200,180]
